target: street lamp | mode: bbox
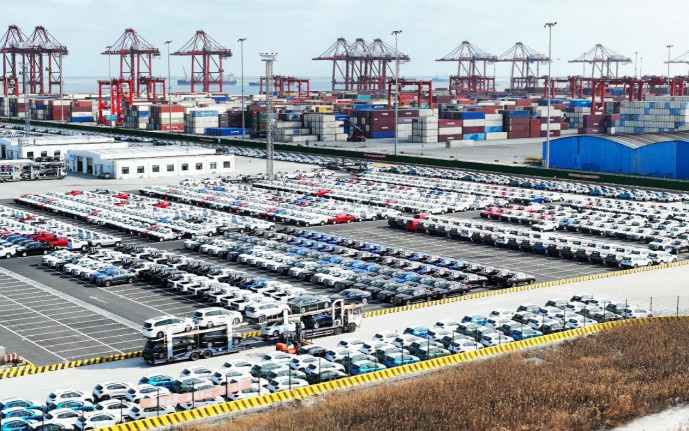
[165,41,173,134]
[238,38,246,141]
[667,45,673,79]
[105,45,113,130]
[156,387,161,417]
[634,51,639,79]
[391,30,402,156]
[544,22,557,169]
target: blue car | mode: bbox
[88,266,119,282]
[138,373,175,388]
[462,315,488,325]
[403,325,431,338]
[1,408,43,421]
[510,328,543,341]
[49,400,94,412]
[349,360,387,375]
[1,419,30,431]
[0,400,42,412]
[383,353,420,367]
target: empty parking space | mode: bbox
[0,272,141,364]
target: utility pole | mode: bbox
[544,22,557,169]
[667,45,673,79]
[391,30,402,156]
[633,51,639,79]
[238,38,246,141]
[261,53,277,180]
[640,57,643,78]
[23,56,30,136]
[165,41,173,134]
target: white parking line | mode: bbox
[0,321,67,361]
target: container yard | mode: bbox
[2,3,689,431]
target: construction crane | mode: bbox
[569,44,631,79]
[666,49,689,76]
[0,25,31,97]
[436,41,497,93]
[102,28,165,99]
[313,37,409,92]
[172,30,232,93]
[497,42,548,90]
[259,75,310,99]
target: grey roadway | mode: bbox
[0,264,686,402]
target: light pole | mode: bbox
[106,45,113,130]
[260,53,277,180]
[640,57,643,78]
[165,41,173,134]
[634,51,639,79]
[544,22,557,169]
[391,30,402,156]
[667,45,673,79]
[238,38,246,140]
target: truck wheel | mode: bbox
[202,350,212,359]
[190,352,200,361]
[347,323,357,333]
[334,327,342,335]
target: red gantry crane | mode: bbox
[313,37,409,93]
[27,26,68,95]
[437,41,497,93]
[497,42,548,90]
[102,28,165,99]
[0,25,31,97]
[569,44,632,79]
[172,30,232,93]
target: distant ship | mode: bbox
[177,67,237,86]
[432,76,449,82]
[249,81,260,86]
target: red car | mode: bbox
[313,189,330,197]
[328,213,355,224]
[66,190,83,196]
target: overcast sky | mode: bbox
[4,0,689,78]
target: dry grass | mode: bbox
[185,321,689,431]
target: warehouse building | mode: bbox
[0,135,124,160]
[66,146,234,179]
[544,132,689,179]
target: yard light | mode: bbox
[191,382,196,410]
[156,388,160,417]
[225,375,229,402]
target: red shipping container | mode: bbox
[441,134,464,141]
[561,123,569,130]
[539,116,562,123]
[508,131,530,139]
[504,124,529,132]
[540,130,561,137]
[371,124,395,132]
[504,118,530,126]
[439,119,461,127]
[369,117,396,127]
[462,126,485,134]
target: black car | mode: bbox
[15,241,51,257]
[431,282,470,299]
[377,285,407,302]
[288,295,331,314]
[393,287,432,305]
[459,273,488,288]
[495,272,536,288]
[297,344,327,357]
[96,270,135,287]
[329,289,372,305]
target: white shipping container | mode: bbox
[438,127,463,135]
[540,123,561,131]
[485,132,508,140]
[462,119,485,127]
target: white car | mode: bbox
[336,338,367,350]
[245,302,289,321]
[266,376,309,393]
[433,319,460,330]
[92,381,131,402]
[124,384,170,403]
[532,220,558,231]
[142,316,194,338]
[488,309,513,320]
[210,369,251,386]
[448,339,482,353]
[177,395,224,411]
[93,399,135,417]
[180,366,217,379]
[260,318,300,338]
[620,307,653,319]
[620,255,652,269]
[359,341,390,355]
[43,408,82,428]
[220,359,256,372]
[127,404,176,421]
[372,331,399,343]
[289,355,321,372]
[324,348,355,362]
[192,307,242,327]
[565,315,598,329]
[75,412,119,430]
[46,389,92,408]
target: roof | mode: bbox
[72,145,219,160]
[0,135,116,147]
[570,131,689,149]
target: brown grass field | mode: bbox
[185,320,689,431]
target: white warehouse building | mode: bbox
[0,135,124,160]
[66,146,235,179]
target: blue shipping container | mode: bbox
[462,133,486,141]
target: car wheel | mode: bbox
[300,307,307,314]
[127,278,134,283]
[157,331,164,338]
[361,298,367,304]
[43,249,48,255]
[441,294,448,299]
[104,280,112,287]
[233,318,240,325]
[21,251,27,257]
[320,221,326,226]
[190,352,200,361]
[405,300,411,306]
[334,327,342,335]
[313,322,320,329]
[185,326,192,332]
[4,254,9,259]
[272,330,280,338]
[346,219,352,224]
[158,237,164,242]
[207,322,214,328]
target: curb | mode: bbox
[96,316,689,431]
[2,261,686,380]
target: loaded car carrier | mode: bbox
[143,322,245,365]
[260,300,363,341]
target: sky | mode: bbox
[3,0,689,79]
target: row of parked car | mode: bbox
[0,292,653,431]
[382,165,688,203]
[0,206,121,259]
[140,182,401,227]
[15,189,272,242]
[227,147,340,166]
[390,214,679,269]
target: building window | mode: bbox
[54,150,61,157]
[223,161,231,169]
[152,165,160,173]
[195,163,203,170]
[137,166,145,174]
[26,151,34,159]
[210,162,217,170]
[40,151,48,157]
[121,167,130,175]
[167,164,175,172]
[181,164,188,171]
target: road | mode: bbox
[0,264,686,402]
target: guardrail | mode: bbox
[5,118,689,191]
[1,259,686,380]
[96,316,689,431]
